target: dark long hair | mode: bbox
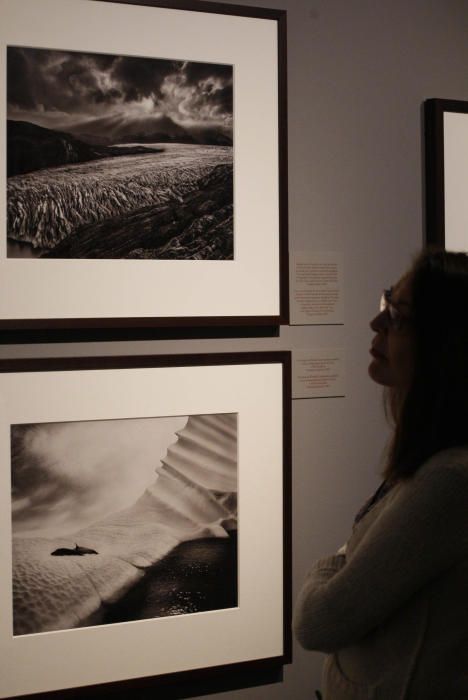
[385,248,468,480]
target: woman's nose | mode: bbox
[370,309,388,332]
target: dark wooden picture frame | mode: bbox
[1,0,288,335]
[424,98,468,249]
[0,351,292,699]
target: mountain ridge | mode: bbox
[7,120,162,177]
[65,112,233,147]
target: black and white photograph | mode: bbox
[11,412,238,636]
[1,352,288,698]
[7,46,234,260]
[424,98,468,250]
[1,0,285,330]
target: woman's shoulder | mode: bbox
[417,446,468,480]
[398,446,468,506]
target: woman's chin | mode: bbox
[368,358,392,386]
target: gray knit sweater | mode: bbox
[293,447,468,699]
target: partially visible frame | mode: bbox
[0,351,291,699]
[424,98,468,249]
[0,0,288,333]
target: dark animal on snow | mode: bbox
[51,543,98,556]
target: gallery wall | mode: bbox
[2,0,468,698]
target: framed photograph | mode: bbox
[0,0,288,332]
[424,98,468,250]
[0,351,291,699]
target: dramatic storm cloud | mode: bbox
[7,46,233,131]
[11,416,187,538]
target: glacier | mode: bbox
[12,413,237,636]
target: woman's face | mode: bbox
[368,275,415,389]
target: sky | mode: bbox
[7,46,233,132]
[11,415,187,538]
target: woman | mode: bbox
[293,249,468,699]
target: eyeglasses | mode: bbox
[379,288,412,330]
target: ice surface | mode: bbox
[13,414,237,635]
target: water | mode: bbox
[7,238,45,258]
[103,533,237,624]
